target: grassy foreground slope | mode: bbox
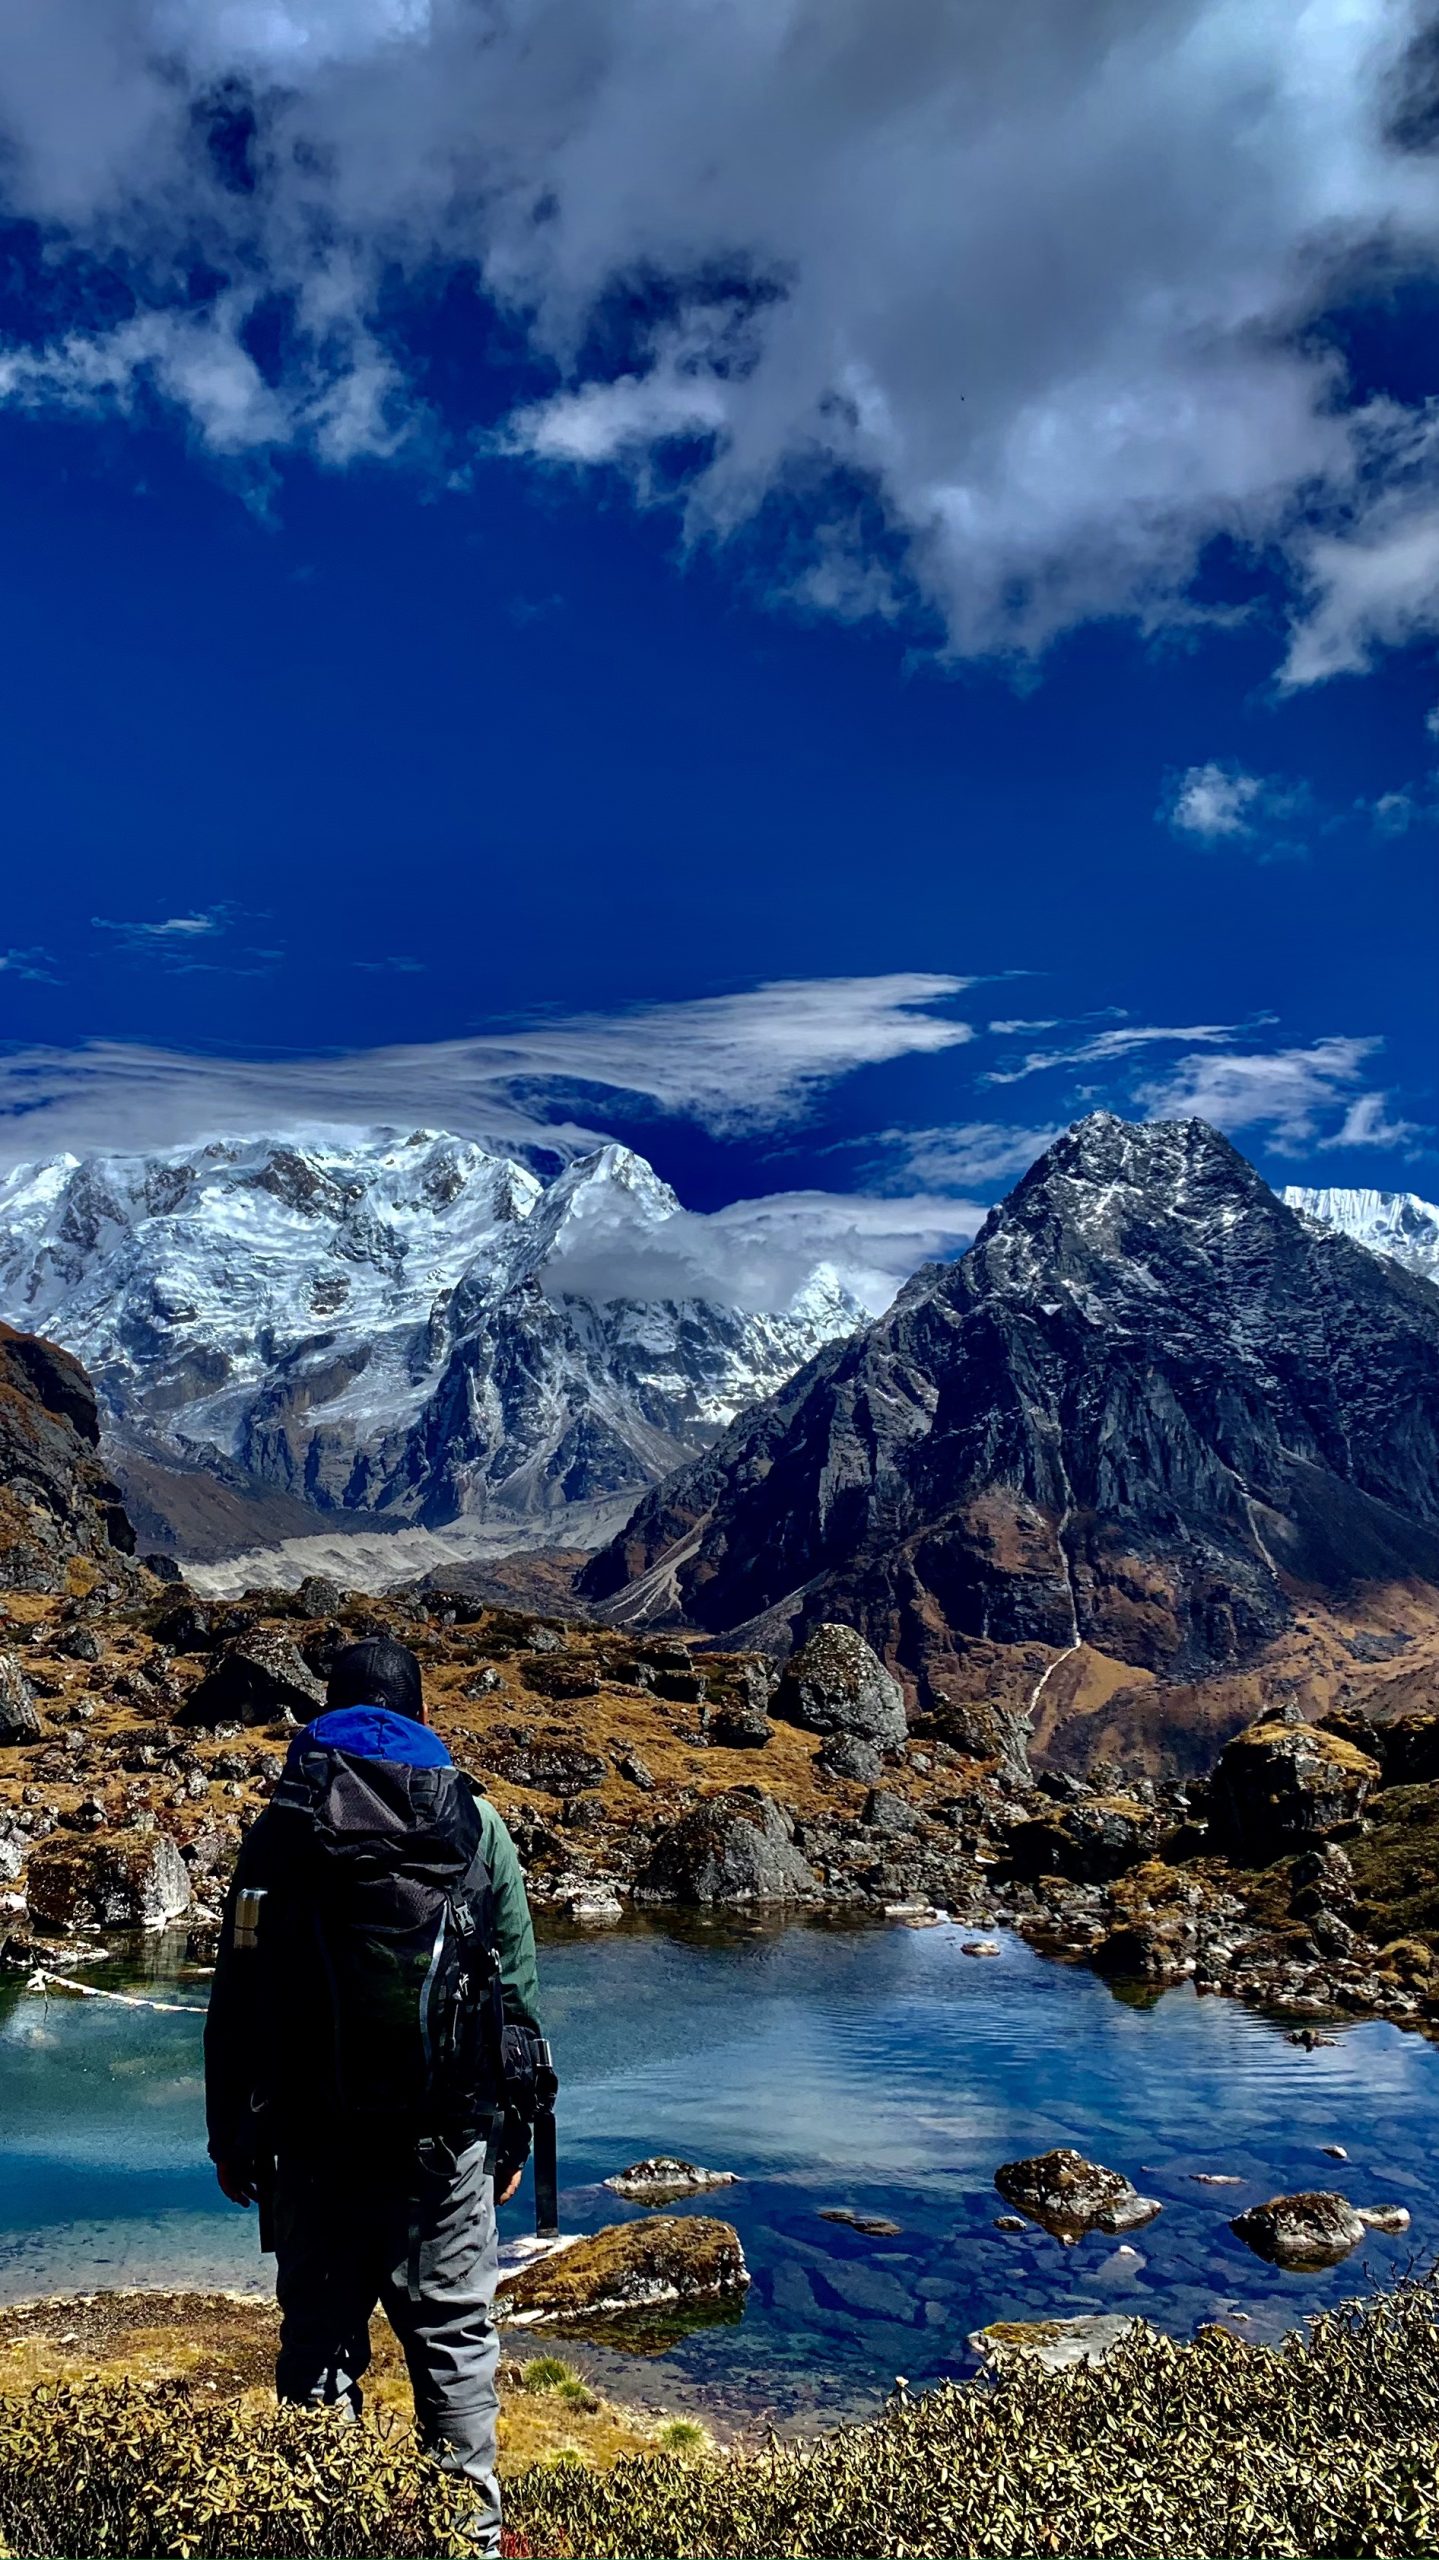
[3,2279,1439,2558]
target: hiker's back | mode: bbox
[258,1740,503,2140]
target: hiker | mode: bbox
[204,1634,550,2556]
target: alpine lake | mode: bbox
[2,1911,1438,2430]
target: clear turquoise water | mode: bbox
[3,1914,1437,2423]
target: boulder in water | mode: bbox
[636,1789,818,1905]
[604,2157,738,2203]
[771,1625,907,1750]
[27,1827,191,1930]
[969,2313,1157,2373]
[496,2216,749,2329]
[1230,2190,1367,2267]
[995,2147,1162,2243]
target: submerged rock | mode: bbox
[605,2157,738,2203]
[496,2216,749,2329]
[818,2207,902,2237]
[1230,2190,1367,2268]
[27,1828,191,1930]
[969,2313,1156,2374]
[771,1625,907,1750]
[995,2147,1162,2243]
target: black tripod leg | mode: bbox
[533,2104,559,2239]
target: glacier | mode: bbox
[0,1130,862,1541]
[1282,1185,1439,1286]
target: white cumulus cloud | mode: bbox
[1136,1035,1419,1151]
[0,0,1433,668]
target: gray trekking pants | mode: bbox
[273,2133,502,2552]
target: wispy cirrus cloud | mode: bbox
[93,908,229,944]
[985,1021,1241,1087]
[0,972,975,1163]
[874,1121,1063,1193]
[0,947,59,983]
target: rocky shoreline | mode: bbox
[1,1569,1438,2041]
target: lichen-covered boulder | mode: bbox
[772,1625,907,1749]
[1209,1720,1379,1862]
[969,2313,1156,2373]
[180,1633,325,1728]
[0,1651,41,1745]
[496,2216,749,2328]
[604,2158,738,2203]
[636,1789,818,1905]
[995,2148,1161,2243]
[1230,2191,1366,2268]
[27,1827,191,1929]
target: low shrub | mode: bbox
[5,2278,1439,2558]
[0,2379,475,2558]
[512,2276,1439,2559]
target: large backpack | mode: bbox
[256,1743,505,2137]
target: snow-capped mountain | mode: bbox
[1282,1185,1439,1285]
[0,1132,861,1541]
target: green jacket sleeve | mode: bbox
[477,1795,544,2034]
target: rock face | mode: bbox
[635,1790,818,1904]
[771,1624,907,1750]
[27,1828,191,1929]
[604,2158,738,2203]
[1002,1795,1163,1885]
[994,2148,1162,2243]
[583,1116,1439,1723]
[0,1652,41,1745]
[180,1633,326,1727]
[1230,2191,1367,2268]
[0,1135,860,1545]
[495,2216,749,2328]
[0,1324,136,1592]
[1209,1721,1380,1861]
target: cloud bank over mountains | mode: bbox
[0,0,1437,673]
[0,975,1421,1315]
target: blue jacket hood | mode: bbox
[293,1705,452,1769]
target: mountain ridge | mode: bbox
[582,1114,1439,1766]
[0,1130,862,1551]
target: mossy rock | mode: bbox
[497,2217,750,2340]
[1349,1782,1439,1945]
[1209,1720,1379,1862]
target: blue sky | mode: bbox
[0,0,1435,1304]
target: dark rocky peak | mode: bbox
[583,1115,1439,1735]
[960,1112,1299,1311]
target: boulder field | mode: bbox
[1,1574,1438,2037]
